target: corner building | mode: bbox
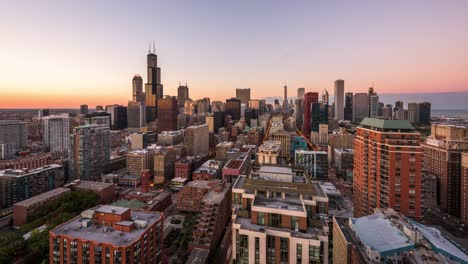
[353,118,422,218]
[231,172,330,264]
[50,205,163,264]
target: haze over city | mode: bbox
[1,0,468,108]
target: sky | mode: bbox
[0,0,467,108]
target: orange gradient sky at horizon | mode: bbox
[1,0,467,108]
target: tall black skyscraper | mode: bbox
[344,92,353,121]
[145,42,163,123]
[225,98,241,121]
[311,102,328,132]
[419,102,431,125]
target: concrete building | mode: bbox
[0,120,28,152]
[352,93,369,122]
[80,104,88,115]
[354,118,422,218]
[408,102,421,124]
[422,124,468,219]
[157,96,178,133]
[186,124,209,156]
[174,158,193,179]
[423,174,437,211]
[0,164,65,209]
[269,130,292,159]
[177,83,189,109]
[192,160,224,181]
[106,104,127,130]
[369,94,380,118]
[157,130,183,146]
[231,173,330,264]
[257,140,281,165]
[42,114,70,155]
[132,74,144,104]
[130,132,149,150]
[419,102,431,125]
[294,150,328,179]
[49,205,164,264]
[69,125,110,181]
[334,79,344,120]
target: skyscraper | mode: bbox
[419,102,431,125]
[303,92,319,136]
[352,93,369,122]
[157,96,178,133]
[422,124,468,218]
[294,99,304,130]
[106,104,127,130]
[369,94,380,117]
[322,89,329,104]
[311,102,328,132]
[334,79,344,120]
[354,118,422,218]
[127,101,146,129]
[235,88,250,104]
[132,74,144,103]
[283,85,288,110]
[145,44,163,123]
[226,98,241,121]
[297,87,305,99]
[177,82,189,109]
[42,114,70,155]
[407,102,420,124]
[69,124,110,181]
[344,92,353,121]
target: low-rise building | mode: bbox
[257,140,281,165]
[13,187,70,226]
[49,205,164,264]
[192,160,224,181]
[70,180,115,204]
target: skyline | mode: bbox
[1,0,468,108]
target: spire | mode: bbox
[148,41,151,53]
[179,81,181,86]
[152,40,156,53]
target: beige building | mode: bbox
[269,130,292,159]
[126,150,154,177]
[186,124,209,156]
[257,140,281,165]
[153,147,177,184]
[205,115,214,133]
[231,172,330,264]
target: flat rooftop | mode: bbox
[258,166,292,175]
[111,199,146,209]
[351,213,414,256]
[360,118,415,130]
[225,159,244,170]
[253,196,304,212]
[74,180,114,191]
[52,206,162,246]
[14,187,70,207]
[95,205,130,215]
[0,164,62,178]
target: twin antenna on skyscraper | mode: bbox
[148,40,156,53]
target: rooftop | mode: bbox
[351,213,414,256]
[360,118,415,130]
[258,166,293,175]
[0,164,62,178]
[51,206,162,246]
[186,248,209,264]
[95,205,130,215]
[74,180,114,191]
[253,196,304,212]
[14,187,70,207]
[111,199,146,209]
[225,159,244,170]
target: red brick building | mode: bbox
[175,158,193,179]
[49,205,164,264]
[353,118,422,218]
[71,180,116,204]
[0,152,51,170]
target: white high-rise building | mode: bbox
[297,87,305,100]
[42,114,70,155]
[334,79,344,120]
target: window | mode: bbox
[236,231,249,264]
[255,237,260,264]
[234,193,242,204]
[267,236,276,264]
[257,212,265,226]
[297,244,302,264]
[292,216,299,230]
[269,213,282,228]
[280,238,288,263]
[309,245,320,264]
